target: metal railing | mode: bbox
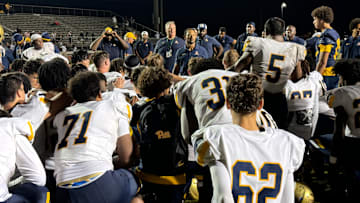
[0,3,112,17]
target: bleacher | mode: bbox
[0,13,115,49]
[0,3,159,50]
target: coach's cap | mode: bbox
[141,31,149,36]
[124,32,136,40]
[197,23,207,30]
[30,34,42,42]
[104,27,113,33]
[124,55,140,69]
[247,21,256,27]
[42,32,51,42]
[12,33,24,44]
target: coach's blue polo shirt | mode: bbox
[136,41,154,59]
[154,36,185,72]
[214,34,234,54]
[342,36,360,59]
[175,44,208,75]
[197,35,221,58]
[98,40,124,60]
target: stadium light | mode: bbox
[281,2,287,18]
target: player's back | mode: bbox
[284,71,321,139]
[245,36,306,93]
[175,69,237,128]
[193,124,305,203]
[53,99,129,184]
[330,84,360,138]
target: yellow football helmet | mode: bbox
[295,182,315,203]
[0,24,4,42]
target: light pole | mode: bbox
[281,2,287,18]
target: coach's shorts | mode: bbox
[5,183,49,203]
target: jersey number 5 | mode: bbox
[201,76,230,111]
[58,111,93,150]
[232,161,282,203]
[266,54,285,83]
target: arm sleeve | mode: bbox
[15,134,46,186]
[154,39,161,53]
[319,35,335,53]
[241,36,261,58]
[191,128,221,167]
[296,44,306,62]
[173,78,192,109]
[149,42,154,52]
[210,161,235,203]
[212,37,221,48]
[117,114,131,138]
[11,95,49,135]
[289,133,306,172]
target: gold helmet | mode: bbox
[295,182,315,203]
[0,25,4,42]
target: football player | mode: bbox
[233,17,306,129]
[0,110,49,203]
[53,72,138,203]
[173,58,277,202]
[192,73,305,203]
[327,59,360,201]
[284,60,321,140]
[311,6,340,90]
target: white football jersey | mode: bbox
[0,117,45,202]
[11,90,49,142]
[328,83,360,138]
[242,36,306,93]
[102,88,134,123]
[284,71,321,140]
[53,99,130,184]
[174,69,237,141]
[192,124,305,203]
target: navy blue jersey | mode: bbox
[197,35,221,58]
[154,36,185,72]
[341,36,360,59]
[315,28,340,76]
[175,44,208,75]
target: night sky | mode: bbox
[8,0,358,38]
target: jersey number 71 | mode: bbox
[57,111,93,150]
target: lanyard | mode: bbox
[167,38,175,49]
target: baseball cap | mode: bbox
[197,23,207,30]
[247,21,256,27]
[125,32,137,40]
[42,32,51,42]
[12,33,24,44]
[104,27,113,33]
[30,34,42,42]
[141,31,149,36]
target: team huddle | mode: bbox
[0,4,360,203]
